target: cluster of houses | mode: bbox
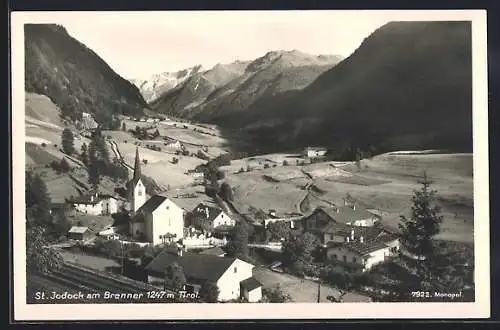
[277,200,401,272]
[55,146,399,302]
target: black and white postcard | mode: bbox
[11,10,490,320]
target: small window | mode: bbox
[234,267,237,273]
[221,214,224,218]
[138,190,142,196]
[332,254,337,260]
[166,205,170,210]
[353,257,357,263]
[343,256,347,263]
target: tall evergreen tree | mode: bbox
[25,171,52,228]
[398,171,443,286]
[226,221,249,259]
[61,128,75,155]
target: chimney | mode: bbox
[351,229,355,240]
[360,236,364,243]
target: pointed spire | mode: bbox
[133,147,141,181]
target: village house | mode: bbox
[325,226,400,271]
[164,140,184,151]
[303,146,327,159]
[188,203,235,233]
[144,246,262,302]
[302,204,381,244]
[67,192,119,216]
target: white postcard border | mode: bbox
[11,9,490,320]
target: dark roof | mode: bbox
[69,194,102,205]
[199,246,226,256]
[318,205,377,225]
[136,195,167,214]
[327,227,399,256]
[193,203,223,222]
[145,248,237,282]
[240,277,262,291]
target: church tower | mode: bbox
[128,147,146,213]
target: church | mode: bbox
[127,147,185,245]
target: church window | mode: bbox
[138,189,142,196]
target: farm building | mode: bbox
[67,226,92,241]
[325,226,400,271]
[303,147,327,159]
[144,246,261,302]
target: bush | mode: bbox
[283,160,289,166]
[41,143,47,147]
[264,163,270,169]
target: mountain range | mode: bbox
[212,21,473,156]
[24,24,148,128]
[132,50,343,119]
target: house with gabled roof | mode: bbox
[302,204,381,244]
[144,247,262,302]
[325,225,400,271]
[188,202,235,234]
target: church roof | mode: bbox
[135,195,167,215]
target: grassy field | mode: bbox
[225,152,473,243]
[253,266,371,302]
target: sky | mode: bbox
[16,10,479,80]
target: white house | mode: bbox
[190,203,235,232]
[69,192,120,216]
[325,227,400,271]
[144,247,262,302]
[70,192,103,215]
[304,147,327,159]
[129,195,185,245]
[165,140,183,150]
[100,194,119,215]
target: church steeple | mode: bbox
[133,146,141,181]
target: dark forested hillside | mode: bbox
[25,24,148,128]
[216,21,473,157]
